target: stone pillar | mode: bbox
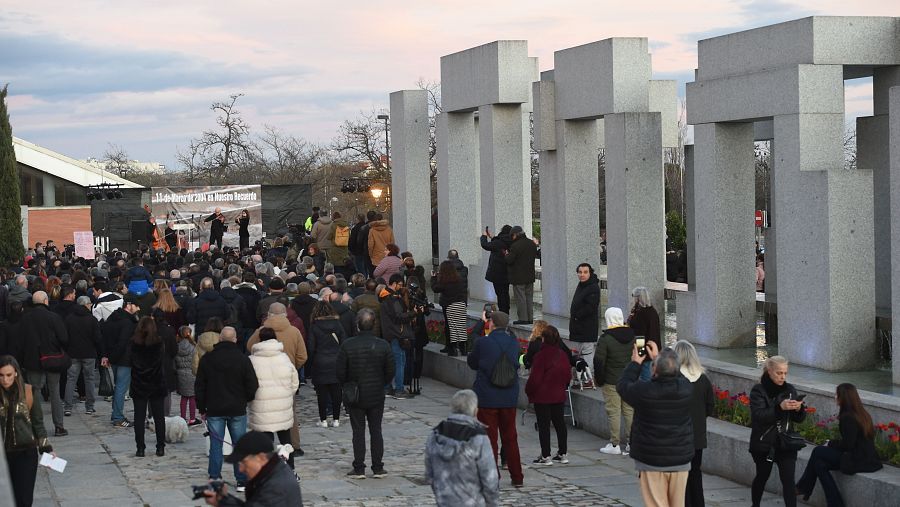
[861,67,900,312]
[604,112,665,316]
[390,90,432,265]
[478,103,529,236]
[689,122,756,347]
[436,111,480,267]
[774,112,875,370]
[0,447,15,507]
[889,86,900,384]
[540,119,602,321]
[42,174,56,207]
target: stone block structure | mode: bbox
[534,38,676,323]
[681,16,900,371]
[436,41,538,301]
[389,90,432,265]
[892,86,900,384]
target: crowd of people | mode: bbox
[0,210,887,507]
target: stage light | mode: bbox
[114,190,123,199]
[87,192,96,201]
[106,190,115,199]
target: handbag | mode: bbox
[39,352,71,373]
[776,419,806,452]
[99,365,115,397]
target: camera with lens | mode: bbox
[407,282,435,310]
[191,480,225,500]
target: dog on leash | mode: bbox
[148,416,190,443]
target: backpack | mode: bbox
[489,337,517,388]
[334,225,351,247]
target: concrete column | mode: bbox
[765,139,776,300]
[684,145,695,290]
[604,112,665,319]
[861,67,900,313]
[689,122,756,348]
[0,448,15,507]
[540,119,602,322]
[436,111,480,267]
[389,90,432,265]
[478,104,530,231]
[774,113,875,370]
[889,86,900,384]
[42,174,56,206]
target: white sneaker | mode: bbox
[532,455,553,465]
[330,419,340,428]
[622,443,631,456]
[316,420,329,428]
[599,443,621,455]
[552,453,569,464]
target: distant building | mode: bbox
[13,137,142,247]
[84,157,166,176]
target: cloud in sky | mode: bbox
[2,0,895,169]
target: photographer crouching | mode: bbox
[199,431,302,506]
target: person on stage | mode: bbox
[236,210,250,251]
[204,208,226,249]
[147,216,168,252]
[164,220,178,252]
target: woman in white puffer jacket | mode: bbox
[248,327,300,469]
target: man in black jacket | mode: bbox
[63,296,102,416]
[617,342,694,506]
[203,431,303,506]
[336,309,395,479]
[21,291,69,436]
[569,263,601,382]
[189,277,229,333]
[348,213,368,276]
[195,326,259,488]
[205,208,226,249]
[101,294,141,427]
[504,226,538,325]
[379,274,415,399]
[480,225,511,314]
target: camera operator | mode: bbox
[406,281,432,395]
[201,431,302,506]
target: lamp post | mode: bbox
[370,186,383,210]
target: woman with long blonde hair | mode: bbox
[673,340,714,507]
[152,288,183,330]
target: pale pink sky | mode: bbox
[2,1,895,169]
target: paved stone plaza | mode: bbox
[27,377,798,506]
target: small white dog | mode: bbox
[148,416,189,443]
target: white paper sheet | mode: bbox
[39,453,67,473]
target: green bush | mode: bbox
[666,211,686,251]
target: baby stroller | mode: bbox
[571,357,596,390]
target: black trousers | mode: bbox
[349,404,384,472]
[239,235,249,251]
[133,396,166,451]
[751,451,797,507]
[210,233,222,249]
[7,447,38,507]
[686,448,705,507]
[265,430,294,469]
[534,402,567,457]
[315,383,343,421]
[493,282,510,314]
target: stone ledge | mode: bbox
[422,344,900,507]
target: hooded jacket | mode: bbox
[425,413,499,507]
[593,311,636,387]
[367,220,395,266]
[192,331,220,376]
[349,292,381,338]
[307,316,346,385]
[175,339,196,397]
[525,343,572,405]
[6,284,31,307]
[233,282,263,330]
[682,367,714,449]
[246,314,308,369]
[311,215,334,250]
[248,339,299,432]
[92,291,123,322]
[325,218,351,266]
[569,273,600,342]
[101,307,138,366]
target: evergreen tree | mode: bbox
[0,84,24,263]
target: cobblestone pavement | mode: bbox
[32,377,796,506]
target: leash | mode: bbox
[203,419,234,447]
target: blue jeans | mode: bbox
[207,415,248,483]
[111,365,131,423]
[391,339,406,391]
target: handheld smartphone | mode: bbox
[795,394,807,401]
[483,303,497,320]
[635,336,646,357]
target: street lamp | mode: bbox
[371,186,383,209]
[376,114,389,172]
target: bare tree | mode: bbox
[332,110,389,180]
[844,124,857,170]
[176,94,252,184]
[102,143,131,179]
[246,125,324,185]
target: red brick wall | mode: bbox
[27,206,92,248]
